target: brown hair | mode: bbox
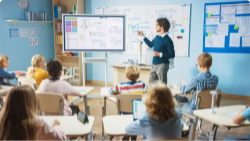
[125,65,140,81]
[0,54,9,68]
[0,86,39,140]
[143,82,177,121]
[156,18,171,32]
[197,53,212,68]
[26,54,45,78]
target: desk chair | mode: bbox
[18,77,37,90]
[36,93,64,115]
[180,89,222,140]
[116,94,143,114]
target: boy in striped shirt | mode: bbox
[109,65,147,95]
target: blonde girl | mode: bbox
[27,54,49,89]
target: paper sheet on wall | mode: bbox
[229,33,240,47]
[104,7,111,15]
[29,38,38,46]
[29,29,38,37]
[181,5,190,18]
[225,112,238,118]
[214,35,225,48]
[205,35,225,48]
[235,16,250,26]
[206,5,220,15]
[218,23,229,36]
[236,4,250,14]
[238,26,250,36]
[221,15,235,24]
[205,36,214,47]
[242,37,250,47]
[206,17,219,25]
[95,8,104,14]
[19,29,29,37]
[9,29,19,38]
[206,26,218,34]
[221,5,236,14]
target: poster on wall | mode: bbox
[29,38,38,46]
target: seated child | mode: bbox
[109,65,147,95]
[125,82,183,140]
[37,59,81,116]
[27,54,49,89]
[0,85,66,140]
[0,54,16,86]
[224,105,250,141]
[176,53,218,116]
[109,65,147,140]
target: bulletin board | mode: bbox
[203,1,250,54]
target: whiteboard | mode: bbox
[62,15,126,52]
[96,4,191,56]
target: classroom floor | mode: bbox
[66,83,250,141]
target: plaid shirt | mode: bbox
[180,71,218,110]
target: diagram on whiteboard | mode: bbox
[96,4,191,56]
[64,16,124,51]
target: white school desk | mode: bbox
[110,63,175,86]
[41,115,95,138]
[102,115,189,138]
[72,86,94,115]
[193,105,250,141]
[6,70,26,83]
[0,86,13,96]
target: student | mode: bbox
[109,65,147,95]
[37,59,81,116]
[27,54,49,89]
[137,18,175,85]
[0,54,16,86]
[109,65,147,140]
[176,53,218,116]
[125,82,183,140]
[224,105,250,141]
[0,85,66,140]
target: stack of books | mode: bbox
[54,6,67,18]
[55,23,62,31]
[56,35,62,44]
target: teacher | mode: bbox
[137,18,175,85]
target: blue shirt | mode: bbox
[125,109,183,140]
[0,67,16,86]
[180,71,218,110]
[144,34,175,64]
[242,108,250,121]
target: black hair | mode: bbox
[46,59,62,80]
[156,18,171,32]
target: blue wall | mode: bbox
[85,0,250,96]
[0,0,54,84]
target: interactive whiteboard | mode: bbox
[62,14,126,52]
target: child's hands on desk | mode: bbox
[52,119,61,127]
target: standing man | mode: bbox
[137,18,175,84]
